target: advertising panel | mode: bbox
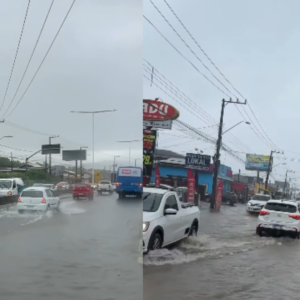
[143,129,157,177]
[143,119,173,130]
[245,154,272,172]
[143,99,179,121]
[118,167,142,177]
[41,144,61,155]
[187,169,195,203]
[185,153,211,171]
[218,164,233,180]
[62,150,87,161]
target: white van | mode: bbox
[0,178,25,196]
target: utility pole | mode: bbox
[211,98,247,209]
[11,152,13,172]
[113,155,120,182]
[75,160,78,182]
[265,150,281,189]
[238,169,240,182]
[80,146,88,180]
[283,170,295,197]
[49,135,59,176]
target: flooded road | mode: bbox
[0,193,142,300]
[144,203,300,300]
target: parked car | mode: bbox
[73,183,94,200]
[256,199,300,239]
[56,182,70,190]
[247,194,271,213]
[17,187,60,213]
[222,191,237,206]
[143,186,200,253]
[97,180,113,195]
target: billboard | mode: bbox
[41,144,61,155]
[185,153,211,171]
[118,167,142,177]
[143,119,172,130]
[245,154,272,171]
[62,150,87,161]
[143,129,157,177]
[143,99,179,121]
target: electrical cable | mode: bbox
[2,0,55,119]
[5,0,76,119]
[0,0,31,114]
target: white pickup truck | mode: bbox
[143,186,200,253]
[97,180,113,195]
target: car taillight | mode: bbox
[259,210,269,216]
[18,198,21,203]
[289,214,300,220]
[138,183,142,187]
[116,182,120,187]
[41,198,46,204]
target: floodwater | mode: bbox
[0,193,142,300]
[144,202,300,300]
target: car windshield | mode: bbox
[265,202,297,213]
[252,195,271,201]
[143,193,163,212]
[21,190,44,198]
[75,184,87,188]
[0,180,12,189]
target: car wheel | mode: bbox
[189,223,198,237]
[256,227,263,237]
[149,233,163,251]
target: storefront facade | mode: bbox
[217,164,233,192]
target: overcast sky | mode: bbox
[0,0,142,169]
[143,0,300,186]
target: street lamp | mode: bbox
[117,140,141,165]
[71,109,117,185]
[0,135,13,141]
[48,135,59,175]
[222,121,250,135]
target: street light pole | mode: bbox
[70,109,117,185]
[211,98,247,209]
[265,150,282,189]
[135,158,140,166]
[117,140,140,166]
[222,121,250,135]
[80,146,88,180]
[113,155,120,182]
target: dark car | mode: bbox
[73,183,94,200]
[222,191,236,206]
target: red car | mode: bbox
[73,183,94,200]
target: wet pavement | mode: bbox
[143,202,300,300]
[0,192,142,300]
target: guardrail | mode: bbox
[0,189,72,206]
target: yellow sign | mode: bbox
[143,154,151,165]
[94,170,101,183]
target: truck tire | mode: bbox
[149,232,163,251]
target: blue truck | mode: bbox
[116,166,143,198]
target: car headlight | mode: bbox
[143,222,150,232]
[247,202,252,206]
[7,191,12,195]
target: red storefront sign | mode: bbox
[215,180,224,210]
[187,169,195,203]
[231,182,245,191]
[155,165,160,186]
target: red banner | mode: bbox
[187,169,195,203]
[231,182,245,191]
[155,165,160,186]
[215,180,224,210]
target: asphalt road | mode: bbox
[143,202,300,300]
[0,192,142,300]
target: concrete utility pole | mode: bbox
[265,150,282,189]
[210,98,247,209]
[113,155,120,182]
[49,135,59,175]
[283,170,295,197]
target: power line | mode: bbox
[0,0,31,114]
[160,0,280,151]
[5,0,76,118]
[2,0,55,119]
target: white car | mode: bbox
[97,180,113,194]
[17,187,60,214]
[247,194,271,213]
[143,187,200,253]
[256,199,300,239]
